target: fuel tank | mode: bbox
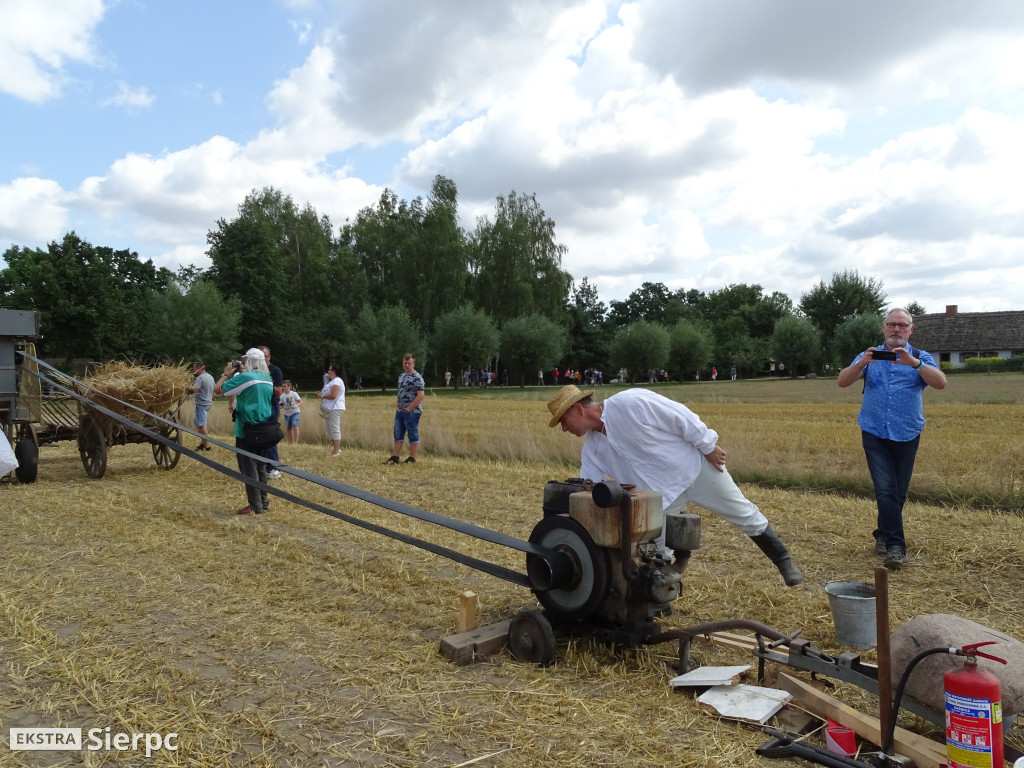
[569,484,663,548]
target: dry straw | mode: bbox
[79,360,195,424]
[3,377,1023,766]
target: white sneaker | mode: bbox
[268,469,282,479]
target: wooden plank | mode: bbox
[439,620,511,666]
[777,673,946,768]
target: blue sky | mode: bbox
[3,0,1024,313]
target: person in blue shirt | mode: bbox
[837,308,947,568]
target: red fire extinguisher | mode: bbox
[945,641,1006,768]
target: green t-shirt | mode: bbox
[221,371,274,438]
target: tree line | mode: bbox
[0,174,916,387]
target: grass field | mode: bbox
[2,374,1022,767]
[222,373,1024,509]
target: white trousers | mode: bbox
[663,459,768,536]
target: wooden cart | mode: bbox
[76,396,185,479]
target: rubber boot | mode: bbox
[750,525,804,586]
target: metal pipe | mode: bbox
[646,618,800,672]
[874,566,894,752]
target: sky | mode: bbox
[3,0,1024,314]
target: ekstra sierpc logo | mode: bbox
[10,727,178,756]
[9,728,82,750]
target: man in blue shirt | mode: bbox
[837,308,947,568]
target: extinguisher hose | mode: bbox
[881,646,953,756]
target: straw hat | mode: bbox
[546,384,595,427]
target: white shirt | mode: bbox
[580,388,719,509]
[321,376,346,411]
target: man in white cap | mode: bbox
[546,385,803,586]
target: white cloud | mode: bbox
[102,81,154,110]
[630,0,1024,97]
[71,136,382,249]
[0,0,106,101]
[0,178,70,242]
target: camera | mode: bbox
[872,350,897,361]
[231,359,242,372]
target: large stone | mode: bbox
[889,613,1024,715]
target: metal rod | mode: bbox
[875,566,893,745]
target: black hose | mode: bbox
[758,729,876,768]
[881,645,952,756]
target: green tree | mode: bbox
[565,277,608,371]
[206,194,290,348]
[799,269,886,361]
[770,316,821,377]
[729,335,771,378]
[429,304,499,387]
[668,319,714,381]
[206,187,356,380]
[468,190,572,325]
[609,321,670,383]
[345,176,467,336]
[144,278,242,365]
[346,304,425,389]
[498,314,566,387]
[414,176,470,330]
[832,312,885,368]
[904,300,927,317]
[0,232,173,360]
[608,282,668,327]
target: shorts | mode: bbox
[285,412,300,429]
[393,410,421,444]
[194,403,211,427]
[325,409,342,440]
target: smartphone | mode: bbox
[872,350,897,361]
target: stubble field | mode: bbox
[2,374,1022,767]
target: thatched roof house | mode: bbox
[912,305,1024,367]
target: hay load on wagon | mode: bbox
[74,360,193,478]
[78,360,195,424]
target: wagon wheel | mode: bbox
[152,417,182,470]
[14,438,39,483]
[78,413,107,479]
[14,423,40,483]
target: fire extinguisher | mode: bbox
[945,641,1006,768]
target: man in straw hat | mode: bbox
[546,385,803,586]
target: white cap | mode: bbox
[244,348,265,360]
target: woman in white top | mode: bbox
[315,363,346,456]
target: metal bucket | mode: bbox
[825,580,876,649]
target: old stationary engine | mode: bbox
[510,478,701,663]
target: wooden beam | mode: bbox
[777,673,947,768]
[439,620,510,666]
